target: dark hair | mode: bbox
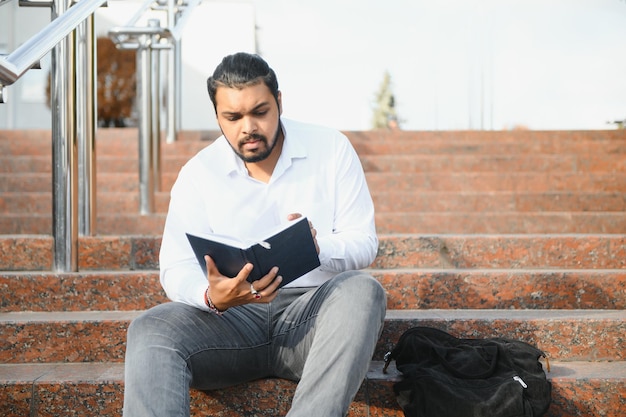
[207,52,280,112]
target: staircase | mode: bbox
[1,127,624,416]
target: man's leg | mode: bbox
[122,301,272,417]
[271,271,387,417]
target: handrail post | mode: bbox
[76,12,97,236]
[165,38,179,144]
[137,27,155,214]
[107,0,204,211]
[51,0,78,272]
[150,22,161,193]
[165,0,179,144]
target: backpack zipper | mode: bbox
[513,375,528,388]
[383,351,392,373]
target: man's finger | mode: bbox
[204,255,221,279]
[233,262,254,284]
[286,212,302,221]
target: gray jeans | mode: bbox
[122,271,387,417]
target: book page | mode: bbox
[195,216,306,250]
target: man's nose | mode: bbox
[242,116,257,135]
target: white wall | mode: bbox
[178,2,256,130]
[0,3,52,129]
[0,1,256,130]
[97,1,256,130]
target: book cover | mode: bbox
[186,217,321,286]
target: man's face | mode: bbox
[214,82,282,163]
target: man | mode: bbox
[123,52,386,417]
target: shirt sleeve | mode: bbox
[316,133,378,273]
[159,164,213,311]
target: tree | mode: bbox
[46,37,136,127]
[96,37,136,127]
[371,71,400,130]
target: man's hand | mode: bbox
[204,255,282,312]
[287,212,319,254]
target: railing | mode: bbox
[108,0,202,214]
[0,0,106,272]
[0,0,200,272]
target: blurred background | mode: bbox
[1,0,625,131]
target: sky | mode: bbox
[3,0,625,131]
[246,0,626,131]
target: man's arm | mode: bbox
[316,133,378,273]
[159,165,214,310]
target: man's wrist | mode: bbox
[204,287,225,315]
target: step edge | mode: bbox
[2,309,624,323]
[2,268,624,276]
[1,360,624,384]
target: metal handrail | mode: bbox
[108,0,202,214]
[1,0,200,270]
[0,0,107,85]
[1,0,104,272]
[108,0,200,45]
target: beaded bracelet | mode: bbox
[204,287,224,316]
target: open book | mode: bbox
[186,216,321,286]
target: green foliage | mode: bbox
[371,71,399,130]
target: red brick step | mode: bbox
[4,191,626,215]
[364,172,626,193]
[375,211,626,234]
[2,360,622,417]
[2,269,623,312]
[2,310,624,364]
[358,153,626,173]
[3,211,626,235]
[1,234,624,271]
[5,171,624,193]
[372,191,626,213]
[1,127,624,417]
[4,152,625,174]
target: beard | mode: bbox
[233,121,282,163]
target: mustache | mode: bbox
[239,133,267,145]
[241,133,266,144]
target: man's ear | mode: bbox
[277,91,283,115]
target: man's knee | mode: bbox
[126,303,190,354]
[333,271,386,304]
[322,271,387,324]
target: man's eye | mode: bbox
[254,111,268,117]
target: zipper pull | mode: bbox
[383,351,392,373]
[513,375,528,388]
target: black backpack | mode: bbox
[383,327,552,417]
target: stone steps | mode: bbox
[3,152,625,174]
[372,191,626,212]
[3,191,626,214]
[375,212,626,234]
[3,171,625,193]
[3,360,623,417]
[3,212,626,234]
[1,128,625,416]
[2,234,625,271]
[3,128,625,154]
[2,269,624,312]
[1,310,624,364]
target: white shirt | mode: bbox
[159,118,378,311]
